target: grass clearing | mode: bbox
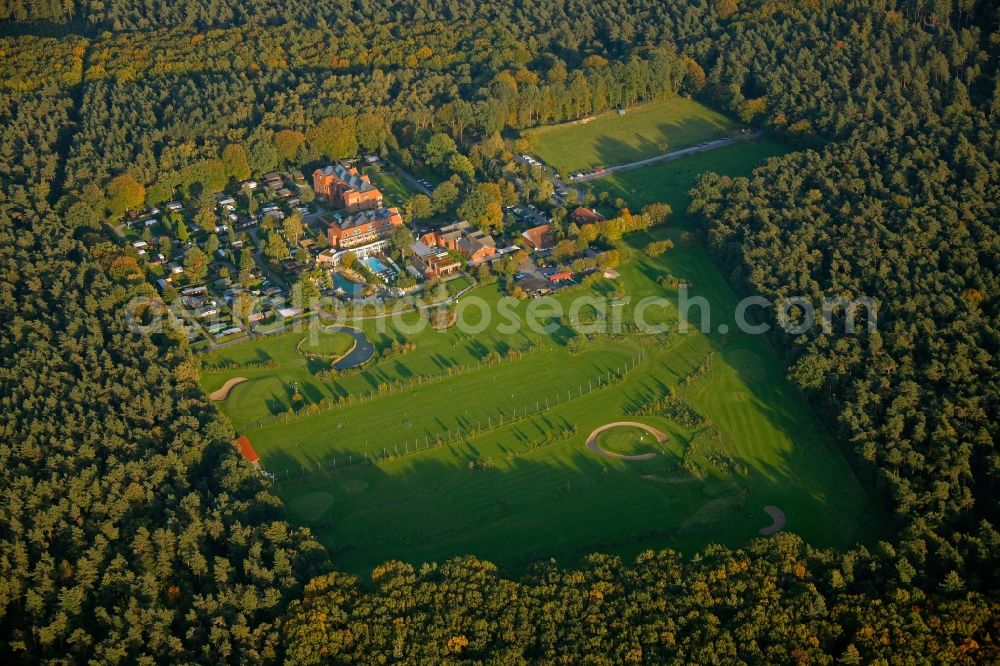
[526,97,740,173]
[597,426,672,457]
[205,249,881,573]
[590,138,791,211]
[203,128,884,575]
[364,167,418,207]
[300,330,355,358]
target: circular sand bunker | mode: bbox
[585,422,668,461]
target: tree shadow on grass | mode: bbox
[543,316,577,346]
[430,352,454,370]
[300,380,325,404]
[621,378,669,414]
[265,392,288,416]
[592,135,656,168]
[656,117,729,146]
[262,438,780,577]
[306,356,332,374]
[358,371,380,389]
[327,381,349,400]
[465,339,490,360]
[590,280,619,297]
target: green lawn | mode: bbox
[203,288,625,430]
[526,97,741,174]
[446,275,473,294]
[301,330,355,358]
[250,242,881,573]
[597,426,673,457]
[590,138,791,212]
[203,254,881,575]
[364,167,418,208]
[201,134,884,575]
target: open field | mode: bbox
[203,234,881,575]
[525,97,740,174]
[200,124,882,574]
[302,330,355,357]
[221,241,881,573]
[590,137,791,211]
[591,423,671,459]
[203,287,634,431]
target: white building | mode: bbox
[315,238,392,266]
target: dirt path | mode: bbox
[209,377,248,401]
[758,505,786,535]
[585,421,668,461]
[574,130,763,182]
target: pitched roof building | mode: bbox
[325,207,404,249]
[233,435,261,464]
[571,207,606,225]
[521,224,554,250]
[421,220,496,262]
[547,271,574,283]
[313,164,383,213]
[411,240,462,278]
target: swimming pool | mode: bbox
[363,257,388,273]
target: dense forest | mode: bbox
[0,88,328,662]
[1,0,998,662]
[282,540,999,664]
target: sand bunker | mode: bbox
[585,421,668,461]
[209,377,247,401]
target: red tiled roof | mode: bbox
[233,435,261,463]
[522,224,553,249]
[571,207,605,224]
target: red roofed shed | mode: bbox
[548,271,574,283]
[233,435,261,464]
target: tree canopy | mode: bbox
[0,0,997,662]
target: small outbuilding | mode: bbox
[233,435,261,465]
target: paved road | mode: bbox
[573,131,764,182]
[396,168,432,195]
[506,203,549,230]
[247,228,290,289]
[517,255,545,280]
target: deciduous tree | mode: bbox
[221,144,251,181]
[106,173,145,216]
